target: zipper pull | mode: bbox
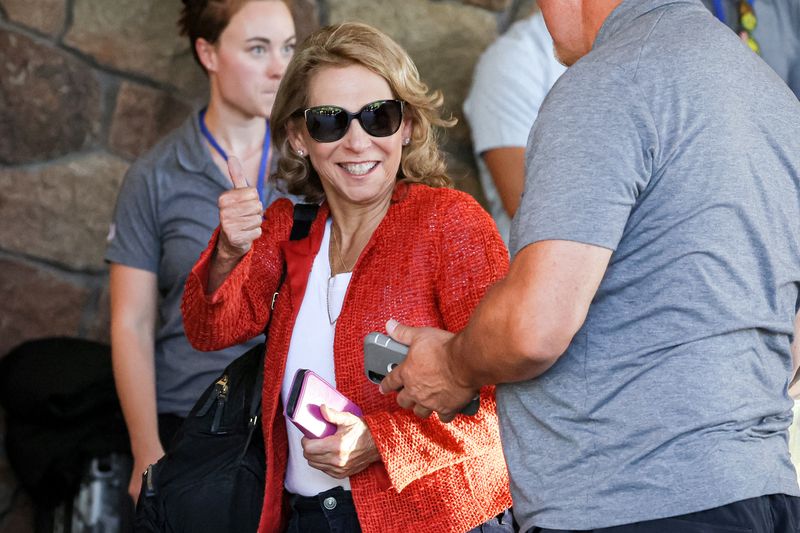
[196,374,229,417]
[210,375,229,432]
[211,393,227,433]
[144,464,156,497]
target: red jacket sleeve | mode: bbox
[182,199,294,351]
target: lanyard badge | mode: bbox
[199,108,271,204]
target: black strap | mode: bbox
[289,203,319,241]
[246,204,319,427]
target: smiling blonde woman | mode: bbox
[182,22,513,533]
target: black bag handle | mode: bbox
[245,203,319,437]
[289,203,318,241]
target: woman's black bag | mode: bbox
[134,203,318,533]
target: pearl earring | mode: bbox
[297,149,305,157]
[402,138,411,146]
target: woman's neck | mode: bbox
[203,100,267,158]
[328,193,392,275]
[330,193,391,238]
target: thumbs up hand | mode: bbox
[216,156,264,262]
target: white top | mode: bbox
[281,218,353,496]
[463,13,566,242]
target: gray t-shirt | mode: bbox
[106,113,287,416]
[503,0,800,530]
[700,0,800,98]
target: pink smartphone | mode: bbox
[284,369,363,439]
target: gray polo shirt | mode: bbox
[106,113,287,417]
[504,0,800,529]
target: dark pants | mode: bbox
[286,487,360,533]
[286,486,515,533]
[528,494,800,533]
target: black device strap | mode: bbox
[246,204,319,430]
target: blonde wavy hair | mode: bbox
[270,22,455,202]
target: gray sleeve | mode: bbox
[511,62,658,256]
[104,161,160,273]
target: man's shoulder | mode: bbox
[542,58,634,112]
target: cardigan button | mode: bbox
[323,496,337,510]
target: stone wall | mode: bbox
[0,0,534,529]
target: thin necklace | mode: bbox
[326,204,389,323]
[328,199,390,275]
[325,231,355,326]
[330,226,354,273]
[327,228,352,325]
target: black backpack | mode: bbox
[134,203,318,533]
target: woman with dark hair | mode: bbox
[183,22,513,532]
[106,0,295,501]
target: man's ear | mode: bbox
[195,38,218,73]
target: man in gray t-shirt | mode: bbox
[382,0,800,531]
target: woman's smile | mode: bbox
[338,161,380,176]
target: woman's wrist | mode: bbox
[206,246,244,294]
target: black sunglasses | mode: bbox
[295,99,405,143]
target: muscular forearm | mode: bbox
[447,277,562,389]
[447,240,611,389]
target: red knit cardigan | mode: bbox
[182,183,512,533]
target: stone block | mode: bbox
[109,82,191,160]
[0,259,89,359]
[0,153,128,270]
[288,0,321,42]
[0,29,102,165]
[512,0,538,22]
[0,0,67,36]
[64,0,206,98]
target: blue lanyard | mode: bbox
[712,0,755,24]
[199,108,270,204]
